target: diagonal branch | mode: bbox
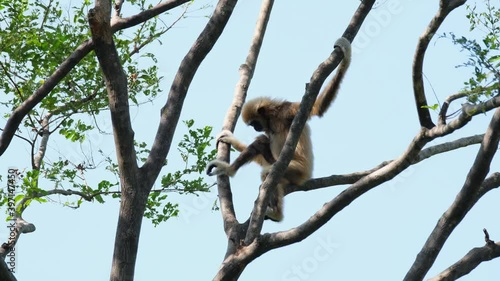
[412,0,467,129]
[0,0,190,157]
[0,259,16,281]
[244,0,377,245]
[141,0,238,188]
[404,107,500,281]
[264,129,430,249]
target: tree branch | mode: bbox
[141,0,239,187]
[0,0,190,157]
[412,0,467,129]
[426,95,500,138]
[428,229,500,281]
[0,259,16,281]
[404,108,500,281]
[287,133,483,193]
[264,129,430,249]
[214,0,275,239]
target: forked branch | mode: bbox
[428,228,500,281]
[404,107,500,281]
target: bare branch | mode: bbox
[439,85,500,126]
[111,0,190,32]
[404,108,500,281]
[141,0,239,186]
[112,0,124,23]
[0,259,16,281]
[415,134,484,162]
[426,95,500,138]
[438,91,468,125]
[287,134,484,194]
[265,129,430,249]
[216,0,275,238]
[412,0,466,129]
[429,229,500,281]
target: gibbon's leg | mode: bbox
[264,181,285,222]
[206,134,276,176]
[283,159,310,186]
[259,157,309,222]
[260,167,286,222]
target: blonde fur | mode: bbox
[207,37,351,222]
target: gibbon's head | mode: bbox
[241,97,274,132]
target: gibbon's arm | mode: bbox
[206,133,276,177]
[311,37,352,117]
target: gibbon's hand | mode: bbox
[206,160,234,177]
[216,129,235,146]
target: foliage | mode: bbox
[145,120,217,226]
[446,0,500,103]
[0,0,215,225]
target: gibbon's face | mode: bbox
[249,120,264,132]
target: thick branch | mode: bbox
[429,229,500,281]
[89,2,146,281]
[141,0,238,188]
[0,259,16,281]
[89,1,138,181]
[0,0,189,157]
[412,0,466,129]
[404,108,500,281]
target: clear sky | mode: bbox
[1,0,500,280]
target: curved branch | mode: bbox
[438,92,468,125]
[0,0,190,157]
[427,95,500,138]
[412,0,466,129]
[404,108,500,281]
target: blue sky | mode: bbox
[1,0,499,280]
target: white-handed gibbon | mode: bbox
[206,37,351,222]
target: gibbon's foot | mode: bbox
[206,160,234,177]
[264,207,283,222]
